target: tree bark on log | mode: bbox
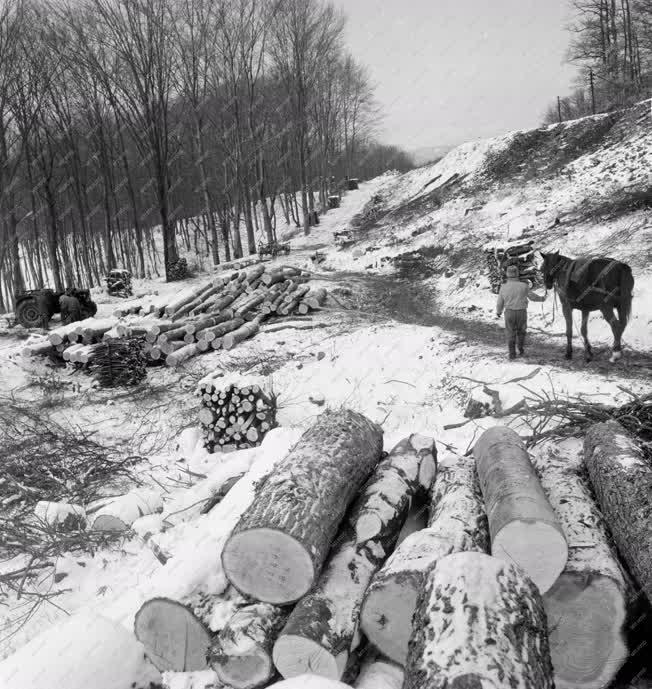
[132,430,304,672]
[360,453,489,665]
[209,603,289,689]
[272,436,434,680]
[222,409,383,604]
[403,551,554,689]
[222,319,262,350]
[474,426,568,593]
[584,421,652,604]
[532,443,629,689]
[166,342,202,367]
[353,434,437,542]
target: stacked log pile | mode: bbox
[485,240,540,293]
[20,263,330,374]
[197,380,277,452]
[9,411,650,689]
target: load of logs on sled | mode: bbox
[128,408,652,689]
[197,379,278,452]
[485,240,540,293]
[20,263,329,375]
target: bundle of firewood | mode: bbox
[89,339,148,387]
[197,380,277,452]
[485,240,540,293]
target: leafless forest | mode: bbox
[0,0,413,309]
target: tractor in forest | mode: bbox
[14,288,97,329]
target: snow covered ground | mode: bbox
[0,101,650,688]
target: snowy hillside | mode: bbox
[0,101,651,689]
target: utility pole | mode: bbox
[589,69,596,114]
[557,96,562,123]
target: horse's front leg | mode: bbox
[580,309,592,362]
[562,302,573,359]
[601,305,623,363]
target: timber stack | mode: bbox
[485,240,540,293]
[12,410,651,688]
[197,380,278,452]
[20,263,330,371]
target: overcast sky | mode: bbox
[333,0,579,152]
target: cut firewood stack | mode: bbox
[485,240,540,293]
[197,380,277,453]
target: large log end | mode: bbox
[134,597,211,672]
[222,529,315,604]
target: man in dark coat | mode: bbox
[59,289,82,326]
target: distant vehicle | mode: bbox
[14,288,97,329]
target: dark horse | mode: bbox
[540,252,634,362]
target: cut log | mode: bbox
[584,420,652,604]
[355,655,404,689]
[474,425,568,593]
[353,434,437,542]
[187,309,235,336]
[21,340,54,357]
[134,596,214,672]
[532,443,628,689]
[222,319,261,350]
[209,603,289,689]
[133,429,304,670]
[403,551,554,689]
[272,437,427,679]
[222,409,383,604]
[90,489,163,531]
[166,342,202,367]
[360,453,489,665]
[0,611,160,689]
[199,317,245,344]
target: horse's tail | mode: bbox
[618,264,634,325]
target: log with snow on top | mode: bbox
[161,450,256,529]
[355,654,404,689]
[48,317,101,345]
[132,428,304,672]
[353,433,436,542]
[21,338,53,357]
[222,409,383,605]
[403,551,554,689]
[473,425,568,593]
[0,611,161,689]
[584,420,652,604]
[62,343,85,361]
[271,435,434,680]
[33,500,86,529]
[532,443,629,689]
[360,452,489,665]
[209,603,288,689]
[90,488,163,531]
